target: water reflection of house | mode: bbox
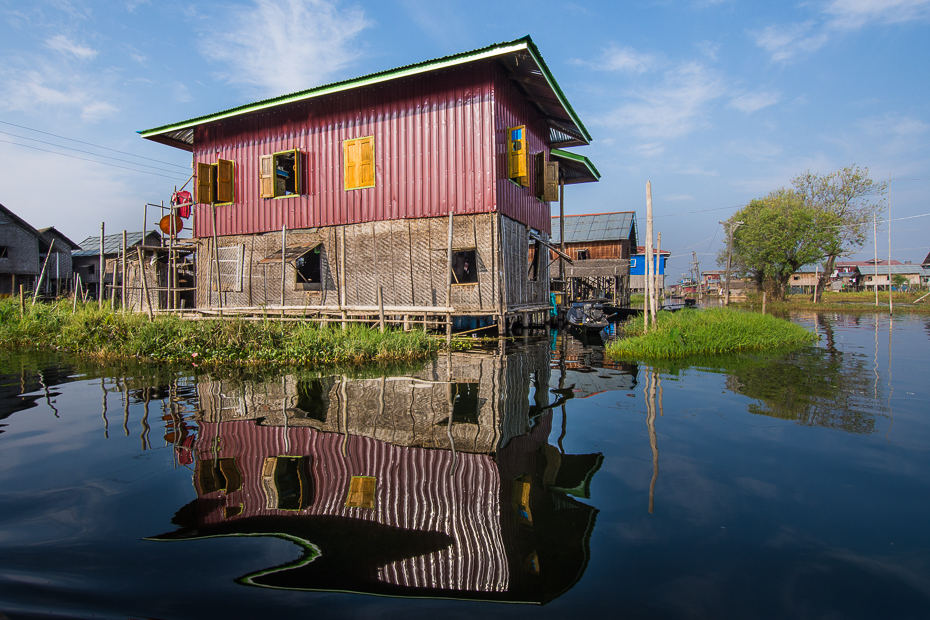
[151,347,602,603]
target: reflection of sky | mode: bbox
[0,313,928,618]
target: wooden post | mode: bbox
[446,209,454,344]
[98,222,105,308]
[762,291,767,314]
[137,247,154,320]
[281,225,287,319]
[121,230,127,312]
[32,239,55,306]
[378,286,385,333]
[211,204,223,314]
[644,182,653,329]
[72,274,79,313]
[19,284,25,316]
[559,174,566,316]
[340,226,347,330]
[655,231,662,312]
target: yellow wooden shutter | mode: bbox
[216,159,234,203]
[346,475,376,508]
[259,155,274,198]
[292,149,301,195]
[344,139,358,190]
[535,152,545,200]
[544,161,559,202]
[508,125,527,184]
[196,162,214,204]
[359,136,374,188]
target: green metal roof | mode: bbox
[550,148,601,184]
[140,36,592,151]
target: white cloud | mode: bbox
[45,34,97,60]
[824,0,930,29]
[0,60,119,121]
[753,0,930,62]
[751,22,829,62]
[200,0,373,97]
[599,62,726,140]
[597,45,657,73]
[728,90,781,113]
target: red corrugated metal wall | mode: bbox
[493,67,553,235]
[193,63,499,238]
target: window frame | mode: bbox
[260,149,302,199]
[450,248,479,286]
[507,125,528,187]
[196,159,235,205]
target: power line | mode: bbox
[0,130,188,175]
[0,119,189,169]
[0,138,189,181]
[654,204,742,218]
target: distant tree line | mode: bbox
[720,165,886,300]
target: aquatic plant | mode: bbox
[0,298,445,366]
[606,307,817,359]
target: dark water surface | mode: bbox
[0,313,928,619]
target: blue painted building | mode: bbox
[629,246,670,292]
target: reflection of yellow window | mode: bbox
[346,475,376,509]
[523,550,540,575]
[344,136,375,190]
[261,456,311,511]
[196,159,234,204]
[513,477,533,526]
[197,457,241,495]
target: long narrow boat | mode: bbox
[566,303,609,332]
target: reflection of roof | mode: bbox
[550,212,637,244]
[73,231,161,256]
[141,36,591,151]
[552,367,638,399]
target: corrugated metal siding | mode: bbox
[493,67,553,235]
[193,63,498,238]
[193,421,509,593]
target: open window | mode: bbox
[577,249,589,260]
[451,249,478,285]
[0,246,9,259]
[197,458,242,495]
[507,125,528,187]
[294,246,321,290]
[344,136,375,190]
[196,159,234,204]
[258,242,322,291]
[260,149,302,198]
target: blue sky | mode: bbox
[1,0,928,278]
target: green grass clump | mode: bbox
[0,298,444,366]
[606,307,817,359]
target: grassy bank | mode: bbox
[606,307,817,359]
[0,298,446,366]
[739,290,930,313]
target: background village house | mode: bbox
[630,245,670,294]
[548,212,636,306]
[0,203,78,299]
[139,36,599,333]
[73,230,162,301]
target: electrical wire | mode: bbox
[0,138,189,181]
[0,130,188,175]
[0,119,189,169]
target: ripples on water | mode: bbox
[0,313,927,619]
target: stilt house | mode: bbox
[549,212,637,305]
[0,203,42,298]
[140,36,598,329]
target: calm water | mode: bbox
[0,313,928,619]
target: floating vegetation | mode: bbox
[0,298,447,366]
[606,307,817,359]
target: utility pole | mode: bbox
[692,251,701,299]
[722,219,744,306]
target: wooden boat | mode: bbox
[566,302,609,332]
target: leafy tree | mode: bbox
[791,165,886,301]
[891,274,908,290]
[723,189,842,300]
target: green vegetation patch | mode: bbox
[0,298,445,366]
[606,307,817,359]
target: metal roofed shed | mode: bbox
[550,212,638,245]
[73,231,162,257]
